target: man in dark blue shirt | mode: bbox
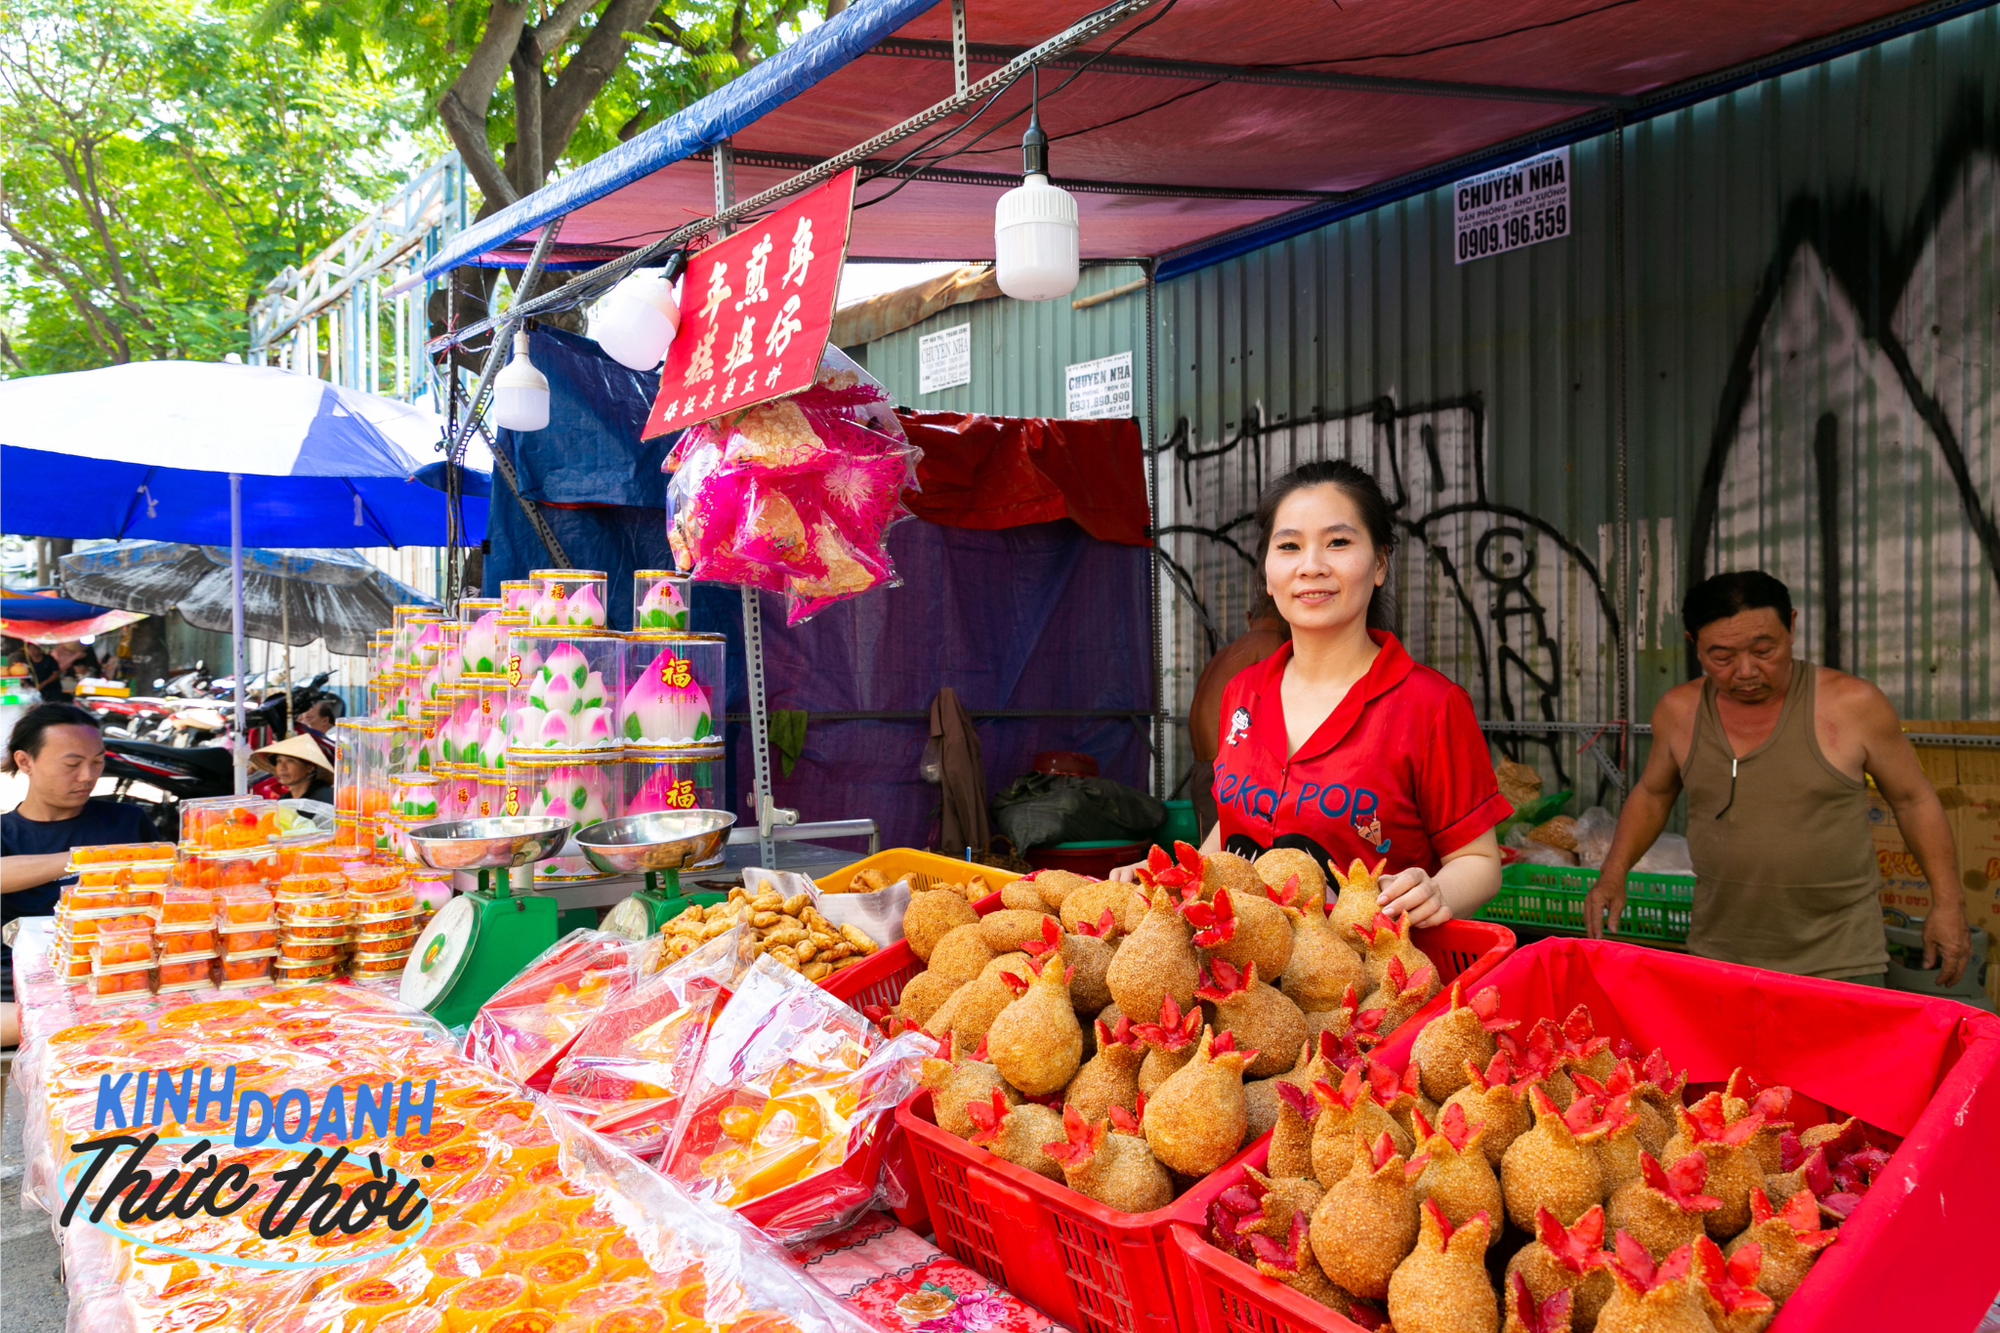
[3,703,156,1017]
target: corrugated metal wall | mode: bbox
[1151,8,2000,801]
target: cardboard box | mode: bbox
[1952,782,2000,938]
[1868,789,1937,926]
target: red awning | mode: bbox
[444,0,1942,281]
[902,411,1150,546]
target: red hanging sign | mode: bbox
[642,168,856,439]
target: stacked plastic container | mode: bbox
[347,863,420,980]
[275,871,347,987]
[151,887,219,993]
[51,843,173,988]
[488,569,623,883]
[455,594,517,829]
[333,716,403,851]
[214,884,278,988]
[348,568,730,884]
[524,568,609,629]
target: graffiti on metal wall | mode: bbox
[1156,399,1621,791]
[1695,112,1999,718]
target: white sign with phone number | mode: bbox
[1453,146,1570,264]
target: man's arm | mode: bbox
[1584,691,1692,938]
[1,852,72,894]
[1850,682,1971,986]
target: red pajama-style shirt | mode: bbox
[1212,631,1512,876]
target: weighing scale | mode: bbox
[401,815,574,1028]
[575,809,738,940]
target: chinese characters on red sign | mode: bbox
[642,168,856,439]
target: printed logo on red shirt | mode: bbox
[1224,707,1252,748]
[1354,815,1388,854]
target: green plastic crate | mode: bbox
[1480,863,1696,943]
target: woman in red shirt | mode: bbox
[1118,460,1509,925]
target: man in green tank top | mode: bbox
[1584,571,1970,987]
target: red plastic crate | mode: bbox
[1167,937,2000,1333]
[896,917,1515,1333]
[817,888,1006,1236]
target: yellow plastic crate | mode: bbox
[814,848,1019,897]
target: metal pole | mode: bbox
[713,136,779,868]
[1145,263,1163,797]
[1612,114,1634,794]
[281,574,293,738]
[230,473,248,796]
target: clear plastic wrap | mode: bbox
[461,929,651,1090]
[660,957,935,1242]
[544,929,752,1158]
[665,346,921,624]
[10,934,876,1333]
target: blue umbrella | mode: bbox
[0,594,111,621]
[0,361,488,547]
[0,361,491,790]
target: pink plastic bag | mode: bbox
[660,956,935,1242]
[544,928,751,1158]
[461,928,647,1090]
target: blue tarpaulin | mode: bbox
[481,327,1151,848]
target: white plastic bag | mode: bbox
[1572,806,1618,867]
[1633,832,1694,875]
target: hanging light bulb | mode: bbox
[492,329,550,432]
[593,267,682,370]
[994,67,1079,302]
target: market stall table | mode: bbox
[6,918,879,1333]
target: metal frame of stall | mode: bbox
[422,0,1165,867]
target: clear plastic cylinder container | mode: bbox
[400,613,446,674]
[619,633,724,748]
[390,772,441,821]
[457,597,507,676]
[526,568,609,630]
[415,700,451,773]
[631,570,692,632]
[471,767,506,821]
[475,677,509,768]
[437,765,472,821]
[427,620,465,696]
[621,745,727,866]
[436,684,474,767]
[504,629,624,753]
[503,754,621,882]
[499,579,537,616]
[334,717,400,830]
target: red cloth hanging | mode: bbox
[899,411,1151,547]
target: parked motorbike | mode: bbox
[100,671,336,826]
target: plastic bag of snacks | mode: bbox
[665,346,921,624]
[462,929,654,1090]
[544,928,752,1157]
[18,985,874,1333]
[660,956,935,1242]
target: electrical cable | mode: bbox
[855,0,1182,205]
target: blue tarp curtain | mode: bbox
[482,327,1152,849]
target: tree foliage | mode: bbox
[0,0,430,374]
[262,0,834,218]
